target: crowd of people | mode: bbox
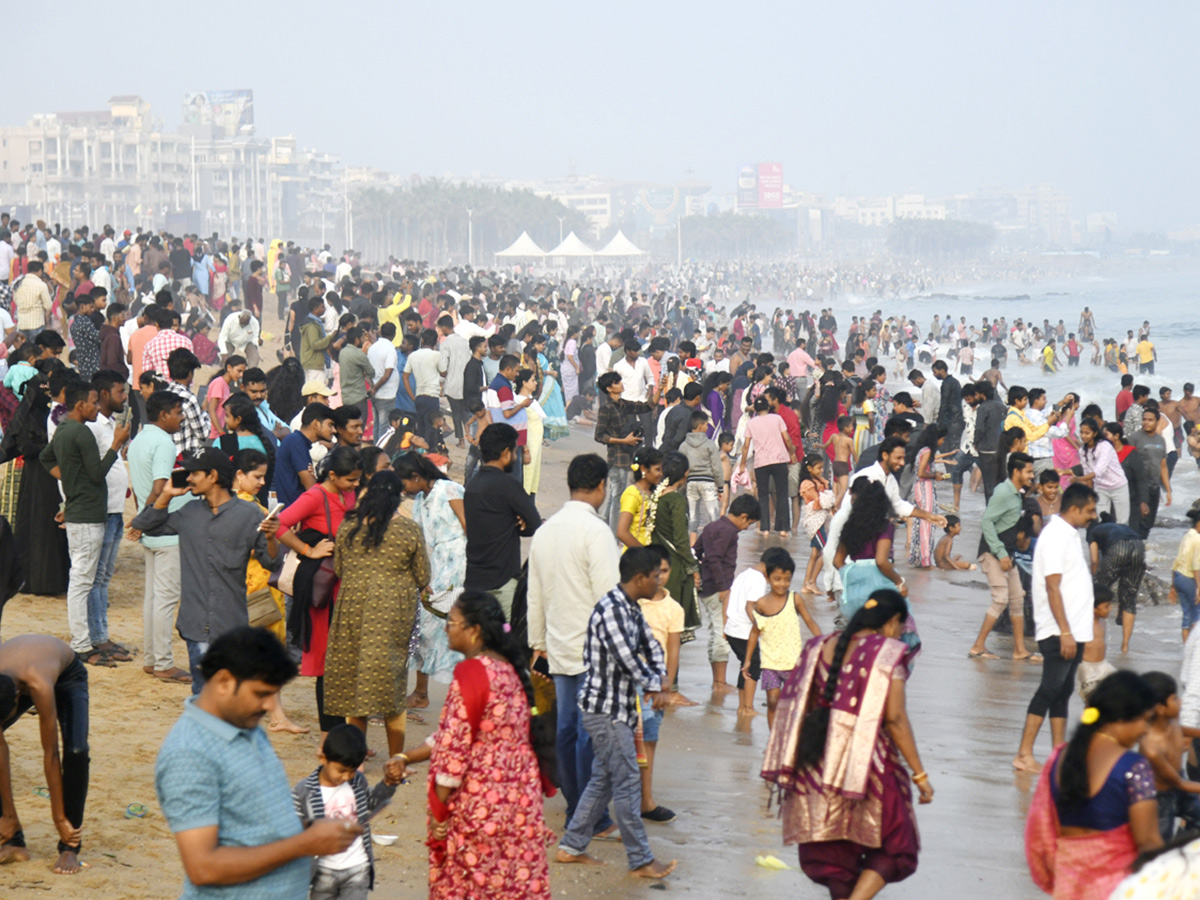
[0,219,1198,899]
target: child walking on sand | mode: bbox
[934,515,977,571]
[1077,586,1117,701]
[741,550,821,730]
[825,415,855,504]
[637,546,686,823]
[798,454,835,593]
[1139,671,1200,840]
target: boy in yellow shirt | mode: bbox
[637,545,684,823]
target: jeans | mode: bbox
[978,451,1000,502]
[1174,572,1198,631]
[86,513,123,648]
[686,480,720,532]
[186,640,210,696]
[698,592,731,663]
[600,466,635,531]
[950,451,978,486]
[1138,485,1161,538]
[447,396,467,441]
[310,861,370,900]
[143,545,182,670]
[755,463,790,531]
[463,445,480,484]
[1028,635,1082,720]
[553,674,613,832]
[1157,788,1200,841]
[0,658,89,853]
[65,522,105,654]
[560,713,654,870]
[414,394,440,443]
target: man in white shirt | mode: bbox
[527,453,620,833]
[84,371,132,658]
[367,322,400,430]
[217,305,261,368]
[437,315,471,447]
[908,369,941,423]
[612,341,657,439]
[594,332,623,377]
[1013,483,1098,773]
[0,231,16,284]
[823,437,946,592]
[1026,388,1069,477]
[403,328,443,439]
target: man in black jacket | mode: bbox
[933,360,963,451]
[659,383,703,453]
[973,381,1007,501]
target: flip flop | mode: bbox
[153,668,193,684]
[1013,653,1044,662]
[79,650,117,668]
[967,650,1000,660]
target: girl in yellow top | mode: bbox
[1169,508,1200,642]
[232,448,309,734]
[616,446,663,551]
[742,550,821,730]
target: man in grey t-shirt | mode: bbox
[1126,407,1171,537]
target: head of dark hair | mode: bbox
[840,479,894,557]
[728,493,762,520]
[1142,671,1178,706]
[322,723,369,768]
[944,514,960,533]
[631,445,663,477]
[479,422,518,462]
[764,548,796,576]
[301,402,335,428]
[343,470,404,550]
[146,390,182,422]
[332,405,362,432]
[1006,451,1034,478]
[1007,385,1028,405]
[198,626,298,687]
[232,447,268,479]
[620,546,661,582]
[317,445,363,483]
[798,589,909,767]
[661,451,689,485]
[454,590,558,788]
[167,348,201,381]
[1059,671,1156,804]
[392,450,447,485]
[1061,482,1098,511]
[242,366,267,387]
[567,453,608,493]
[65,381,94,411]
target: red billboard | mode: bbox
[757,162,783,208]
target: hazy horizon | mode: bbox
[4,0,1196,232]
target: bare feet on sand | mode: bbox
[555,849,606,865]
[0,844,30,865]
[710,682,737,695]
[631,859,677,879]
[1012,754,1043,773]
[800,582,820,594]
[406,690,429,710]
[269,717,311,734]
[53,849,82,874]
[737,705,759,717]
[668,692,698,707]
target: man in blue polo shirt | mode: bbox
[156,628,361,899]
[273,403,334,507]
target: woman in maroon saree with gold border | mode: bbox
[762,590,933,900]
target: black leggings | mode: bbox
[1028,635,1081,720]
[755,463,790,532]
[0,658,89,853]
[314,675,345,733]
[726,635,761,690]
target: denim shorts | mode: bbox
[641,704,664,743]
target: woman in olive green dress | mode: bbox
[326,470,430,756]
[651,451,701,633]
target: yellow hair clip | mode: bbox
[530,706,539,717]
[864,598,878,609]
[1080,707,1100,725]
[630,463,639,472]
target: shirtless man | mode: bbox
[1178,383,1200,426]
[1160,387,1184,433]
[982,358,1008,393]
[0,636,89,874]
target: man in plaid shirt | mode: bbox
[164,348,211,458]
[593,371,655,530]
[142,307,194,377]
[556,546,677,880]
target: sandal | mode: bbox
[967,650,1000,660]
[153,667,193,684]
[1013,653,1044,662]
[79,650,117,668]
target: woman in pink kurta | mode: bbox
[399,591,556,900]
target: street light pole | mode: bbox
[467,208,473,267]
[557,216,565,243]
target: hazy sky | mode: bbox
[4,1,1196,230]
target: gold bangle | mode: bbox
[912,771,929,783]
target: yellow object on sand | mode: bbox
[755,854,794,870]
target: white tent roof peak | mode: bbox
[547,231,595,257]
[596,230,646,257]
[494,231,546,257]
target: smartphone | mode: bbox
[531,655,551,679]
[170,469,189,489]
[267,502,285,517]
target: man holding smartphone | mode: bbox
[131,448,283,691]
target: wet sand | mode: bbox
[1,416,1195,899]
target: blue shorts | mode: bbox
[810,526,827,551]
[641,704,664,743]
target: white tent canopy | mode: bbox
[494,231,546,258]
[595,230,646,257]
[546,231,595,258]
